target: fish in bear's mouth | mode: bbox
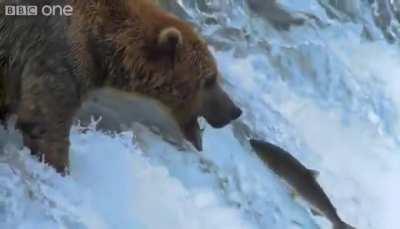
[182,117,203,151]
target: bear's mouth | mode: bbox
[182,117,203,151]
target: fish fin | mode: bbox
[310,208,323,216]
[334,221,356,229]
[308,169,320,178]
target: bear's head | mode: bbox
[77,0,242,150]
[137,25,242,151]
[150,26,242,150]
[156,28,243,150]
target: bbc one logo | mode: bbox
[5,5,73,16]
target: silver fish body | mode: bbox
[250,139,355,229]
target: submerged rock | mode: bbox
[76,88,186,149]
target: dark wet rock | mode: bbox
[328,0,360,18]
[370,0,400,42]
[246,0,305,30]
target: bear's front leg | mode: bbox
[16,58,80,175]
[18,121,72,174]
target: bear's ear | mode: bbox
[157,27,183,53]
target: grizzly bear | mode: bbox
[0,0,242,174]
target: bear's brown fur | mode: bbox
[0,0,241,174]
[0,60,6,122]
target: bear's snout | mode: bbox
[200,83,242,129]
[231,106,242,120]
[206,104,242,129]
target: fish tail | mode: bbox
[334,220,356,229]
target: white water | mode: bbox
[1,0,400,229]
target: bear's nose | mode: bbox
[231,106,242,120]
